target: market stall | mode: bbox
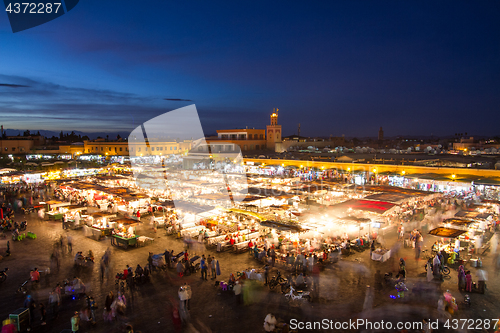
[83,212,117,240]
[110,218,153,249]
[43,201,71,220]
[428,227,468,264]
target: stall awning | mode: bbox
[483,200,500,205]
[112,218,138,225]
[364,192,411,204]
[91,212,117,218]
[443,218,472,226]
[476,213,491,220]
[329,199,396,214]
[454,211,479,219]
[226,208,266,221]
[361,185,430,196]
[428,227,466,238]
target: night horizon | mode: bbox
[1,2,500,138]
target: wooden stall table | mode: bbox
[233,240,250,253]
[371,248,391,262]
[207,234,226,246]
[137,236,154,247]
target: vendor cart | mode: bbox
[47,212,64,221]
[111,235,138,249]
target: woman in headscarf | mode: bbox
[465,270,473,292]
[458,265,466,291]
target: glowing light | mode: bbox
[401,170,405,175]
[347,167,351,171]
[373,168,377,173]
[452,174,456,179]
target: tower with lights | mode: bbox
[266,108,282,150]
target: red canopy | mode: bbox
[329,199,396,214]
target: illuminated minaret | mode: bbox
[266,108,282,149]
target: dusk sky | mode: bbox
[1,1,500,138]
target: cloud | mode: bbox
[0,83,30,88]
[164,98,192,102]
[0,74,176,132]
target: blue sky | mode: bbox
[1,1,500,137]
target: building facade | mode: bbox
[83,139,191,156]
[204,128,267,152]
[0,135,45,154]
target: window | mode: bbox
[109,147,111,151]
[248,134,252,139]
[20,147,25,152]
[88,149,90,153]
[114,147,117,152]
[126,147,128,151]
[119,147,122,151]
[160,147,163,151]
[170,147,172,150]
[256,145,259,150]
[12,147,16,151]
[250,145,254,150]
[260,134,263,139]
[174,147,177,150]
[138,147,141,152]
[101,147,103,151]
